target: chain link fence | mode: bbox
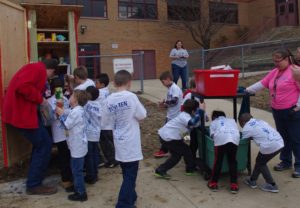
[188,38,300,78]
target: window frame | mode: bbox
[118,0,158,20]
[209,2,238,25]
[61,0,107,18]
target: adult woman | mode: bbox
[169,40,189,91]
[246,49,300,178]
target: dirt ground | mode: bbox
[0,74,268,182]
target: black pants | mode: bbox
[100,130,117,164]
[251,149,281,184]
[56,140,72,182]
[156,139,195,173]
[159,118,170,153]
[211,142,238,183]
[190,128,198,160]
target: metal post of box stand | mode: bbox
[192,92,253,177]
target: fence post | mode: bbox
[139,51,144,93]
[201,48,205,69]
[241,46,245,79]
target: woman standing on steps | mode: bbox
[169,40,189,91]
[245,49,300,178]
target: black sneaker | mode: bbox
[273,162,292,171]
[84,176,98,184]
[68,192,88,202]
[65,185,75,193]
[154,170,171,180]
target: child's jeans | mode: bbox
[100,130,117,164]
[251,149,282,184]
[85,141,100,181]
[56,140,72,182]
[116,161,139,208]
[71,157,86,194]
[156,139,195,173]
[211,142,238,183]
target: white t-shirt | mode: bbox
[166,83,182,120]
[97,87,112,130]
[159,112,191,142]
[74,78,95,90]
[209,116,240,146]
[84,100,101,142]
[47,95,70,143]
[241,118,284,154]
[63,105,88,158]
[169,48,189,68]
[102,90,147,162]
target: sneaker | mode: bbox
[65,185,75,193]
[84,176,98,184]
[273,162,292,171]
[153,150,168,158]
[292,171,300,178]
[207,181,218,192]
[230,183,239,194]
[98,162,105,169]
[244,178,257,189]
[61,181,73,189]
[68,192,88,202]
[154,170,171,180]
[26,185,57,195]
[260,183,279,193]
[185,171,199,176]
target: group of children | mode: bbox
[46,67,137,205]
[153,71,284,194]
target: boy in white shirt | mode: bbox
[239,113,284,193]
[47,78,72,191]
[56,90,89,202]
[73,66,95,90]
[102,70,147,208]
[84,86,101,184]
[155,99,204,179]
[154,71,183,158]
[95,73,119,168]
[207,110,240,194]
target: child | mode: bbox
[181,78,209,161]
[154,71,183,158]
[154,99,204,179]
[73,66,95,90]
[56,90,89,202]
[239,113,284,193]
[102,70,147,208]
[95,73,119,168]
[207,110,240,194]
[84,86,101,184]
[47,77,72,191]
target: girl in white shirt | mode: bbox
[208,110,240,194]
[239,113,284,193]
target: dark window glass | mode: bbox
[209,2,238,24]
[289,3,294,13]
[62,0,107,18]
[118,0,157,19]
[167,0,200,21]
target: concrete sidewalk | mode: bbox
[0,79,299,208]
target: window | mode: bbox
[209,2,238,24]
[62,0,107,18]
[118,0,157,19]
[167,0,200,21]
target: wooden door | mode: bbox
[78,43,100,79]
[276,0,299,26]
[132,50,156,80]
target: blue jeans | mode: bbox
[71,157,86,194]
[85,141,100,181]
[272,107,300,171]
[172,64,187,90]
[116,161,139,208]
[18,116,53,188]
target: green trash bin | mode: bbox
[196,129,249,173]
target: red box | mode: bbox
[194,69,239,96]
